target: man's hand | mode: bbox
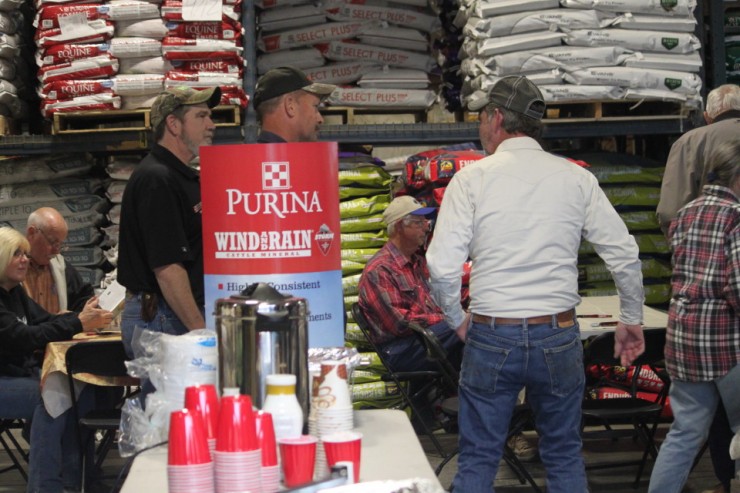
[455,312,471,342]
[613,322,645,366]
[78,296,114,333]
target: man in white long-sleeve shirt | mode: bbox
[426,76,646,493]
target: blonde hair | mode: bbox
[706,85,740,120]
[0,227,29,282]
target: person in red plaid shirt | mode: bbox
[648,140,740,493]
[357,195,464,373]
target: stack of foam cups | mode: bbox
[214,394,262,493]
[162,332,218,408]
[256,411,280,493]
[309,360,354,480]
[184,384,220,459]
[167,409,215,493]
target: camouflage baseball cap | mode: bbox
[150,86,222,129]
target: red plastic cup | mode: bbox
[168,409,211,465]
[185,384,220,442]
[278,435,318,487]
[322,431,362,484]
[216,394,258,452]
[255,411,278,467]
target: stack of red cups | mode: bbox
[167,409,215,493]
[214,394,262,493]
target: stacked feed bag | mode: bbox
[255,0,440,110]
[458,0,703,112]
[0,0,34,125]
[0,154,110,287]
[351,352,405,410]
[34,1,162,116]
[34,0,247,119]
[338,159,392,326]
[566,151,672,306]
[160,0,247,107]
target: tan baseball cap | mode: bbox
[150,86,222,129]
[383,195,436,226]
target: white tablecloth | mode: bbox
[577,296,668,339]
[120,409,443,492]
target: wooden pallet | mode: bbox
[464,99,692,123]
[52,105,242,135]
[0,115,19,135]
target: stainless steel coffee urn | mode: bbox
[214,283,310,421]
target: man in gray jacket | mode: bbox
[657,84,740,234]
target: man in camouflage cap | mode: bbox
[118,86,221,360]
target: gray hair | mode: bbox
[484,104,543,139]
[706,140,740,188]
[154,104,190,142]
[706,85,740,120]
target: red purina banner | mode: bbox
[200,142,344,347]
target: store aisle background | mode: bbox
[0,423,722,492]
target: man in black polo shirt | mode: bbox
[118,86,221,358]
[253,67,336,143]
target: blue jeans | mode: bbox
[379,321,463,373]
[24,382,94,493]
[0,374,42,419]
[452,319,587,493]
[121,292,194,359]
[648,379,722,493]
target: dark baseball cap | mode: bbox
[468,75,545,120]
[253,66,336,109]
[150,86,221,129]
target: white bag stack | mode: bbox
[456,0,703,111]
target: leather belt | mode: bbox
[472,309,576,328]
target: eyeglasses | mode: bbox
[403,217,429,228]
[12,249,29,259]
[35,227,68,252]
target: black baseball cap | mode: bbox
[253,66,336,109]
[468,75,545,120]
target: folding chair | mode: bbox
[0,418,28,481]
[350,303,450,460]
[581,328,670,488]
[65,340,139,493]
[409,322,543,491]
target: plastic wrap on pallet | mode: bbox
[112,74,164,96]
[538,84,626,101]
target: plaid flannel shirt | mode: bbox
[357,242,445,346]
[667,185,740,382]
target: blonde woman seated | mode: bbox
[0,227,112,493]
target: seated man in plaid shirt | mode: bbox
[357,195,464,373]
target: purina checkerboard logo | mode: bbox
[262,162,290,190]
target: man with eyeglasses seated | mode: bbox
[24,207,94,314]
[358,195,464,374]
